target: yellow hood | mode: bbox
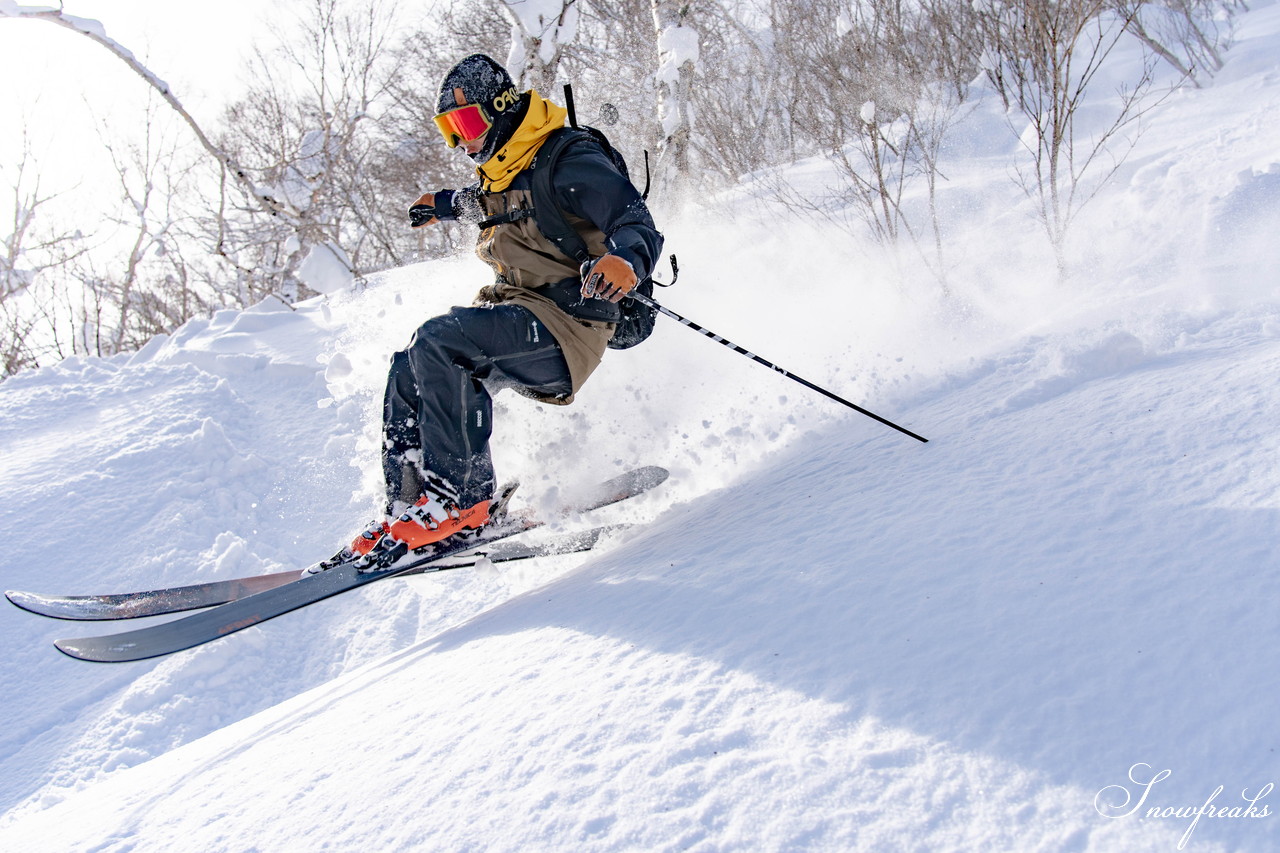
[476,91,568,192]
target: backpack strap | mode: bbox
[528,127,594,266]
[476,207,534,230]
[482,122,637,267]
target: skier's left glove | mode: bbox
[580,253,638,304]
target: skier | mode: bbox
[320,54,664,569]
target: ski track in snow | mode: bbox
[3,3,1280,850]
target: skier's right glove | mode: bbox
[409,192,449,228]
[408,187,483,228]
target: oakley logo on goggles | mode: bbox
[434,104,492,148]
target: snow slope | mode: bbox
[2,4,1280,850]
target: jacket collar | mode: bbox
[476,90,568,192]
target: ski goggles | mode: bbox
[434,103,492,148]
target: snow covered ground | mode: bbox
[2,3,1279,851]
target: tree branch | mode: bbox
[1,4,302,226]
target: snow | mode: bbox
[2,4,1280,851]
[657,22,701,77]
[656,23,700,137]
[296,241,353,295]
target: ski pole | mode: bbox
[629,290,928,444]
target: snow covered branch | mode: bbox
[0,3,302,226]
[500,0,578,92]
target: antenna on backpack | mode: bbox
[561,83,650,200]
[563,83,578,128]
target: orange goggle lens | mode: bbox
[433,104,492,148]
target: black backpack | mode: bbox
[526,125,658,350]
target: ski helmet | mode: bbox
[435,54,526,163]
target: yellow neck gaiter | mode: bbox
[476,90,569,192]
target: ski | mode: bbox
[49,466,666,663]
[6,524,627,622]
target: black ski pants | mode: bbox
[382,304,572,509]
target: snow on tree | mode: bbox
[651,0,698,178]
[499,0,579,92]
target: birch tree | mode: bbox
[215,0,400,300]
[651,0,699,180]
[764,0,979,288]
[0,1,401,303]
[73,102,194,356]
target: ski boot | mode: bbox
[355,479,523,572]
[310,478,517,575]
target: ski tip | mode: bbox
[52,638,98,662]
[7,589,115,621]
[631,465,669,488]
[6,589,44,614]
[53,637,138,664]
[648,465,670,481]
[578,466,670,508]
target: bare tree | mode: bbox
[0,1,429,376]
[214,0,402,298]
[558,0,664,167]
[78,99,195,356]
[378,18,492,264]
[1117,0,1241,83]
[1,5,302,226]
[3,2,408,304]
[1,141,85,300]
[977,0,1173,275]
[1,136,93,377]
[3,99,216,368]
[568,0,778,201]
[700,5,798,174]
[763,0,979,286]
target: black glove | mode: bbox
[409,191,451,228]
[409,188,484,227]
